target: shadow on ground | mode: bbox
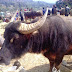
[27,64,71,72]
[27,64,49,72]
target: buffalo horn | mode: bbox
[17,8,48,34]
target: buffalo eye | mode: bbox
[10,34,19,43]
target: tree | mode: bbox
[56,0,72,8]
[56,0,63,9]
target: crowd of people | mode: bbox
[2,5,71,23]
[1,4,72,24]
[51,4,72,16]
[42,4,72,17]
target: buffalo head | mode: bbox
[0,8,48,65]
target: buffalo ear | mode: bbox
[32,30,38,35]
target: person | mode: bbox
[27,8,29,11]
[42,7,46,15]
[65,5,70,16]
[0,16,2,20]
[16,13,19,20]
[52,5,57,15]
[24,8,27,11]
[48,7,51,15]
[70,7,72,16]
[30,8,33,11]
[19,9,24,21]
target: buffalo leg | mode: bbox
[54,56,63,72]
[43,52,55,72]
[48,60,55,72]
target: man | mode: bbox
[42,7,46,15]
[19,9,24,21]
[16,13,19,20]
[52,5,57,15]
[70,7,72,16]
[65,5,70,16]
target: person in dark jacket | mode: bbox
[48,9,51,15]
[19,9,24,21]
[42,7,46,15]
[52,5,57,15]
[65,5,70,16]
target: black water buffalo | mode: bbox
[24,11,42,22]
[0,8,72,72]
[60,8,65,15]
[27,17,39,24]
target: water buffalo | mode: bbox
[0,8,72,72]
[24,11,42,22]
[26,17,39,24]
[60,8,65,15]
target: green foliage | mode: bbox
[56,1,62,9]
[56,0,72,8]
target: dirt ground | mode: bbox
[0,53,72,72]
[0,15,72,72]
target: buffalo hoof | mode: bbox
[52,67,60,72]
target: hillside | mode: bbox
[0,0,53,12]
